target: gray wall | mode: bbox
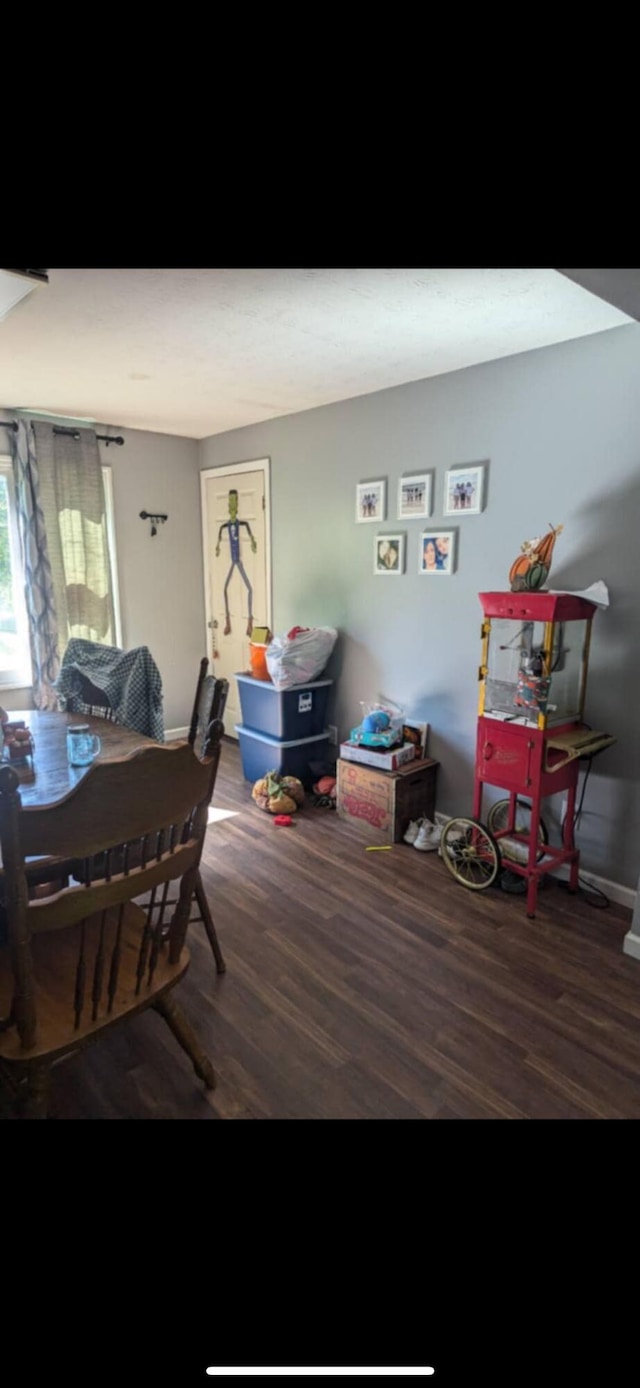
[1,414,203,731]
[98,425,203,730]
[197,323,640,890]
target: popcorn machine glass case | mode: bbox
[439,591,616,917]
[478,590,595,731]
[482,614,588,728]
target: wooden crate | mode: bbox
[336,756,439,843]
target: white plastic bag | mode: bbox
[266,627,338,690]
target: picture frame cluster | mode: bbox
[358,462,486,576]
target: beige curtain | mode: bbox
[33,422,116,648]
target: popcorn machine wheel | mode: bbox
[440,591,616,918]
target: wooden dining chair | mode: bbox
[61,670,119,722]
[0,724,224,1119]
[189,657,229,757]
[183,659,229,974]
[57,639,164,742]
[66,663,230,974]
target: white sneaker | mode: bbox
[404,817,426,845]
[414,821,441,852]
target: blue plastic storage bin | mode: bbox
[235,674,332,740]
[235,725,331,786]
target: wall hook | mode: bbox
[140,510,168,537]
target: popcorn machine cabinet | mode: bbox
[440,591,616,917]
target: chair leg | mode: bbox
[152,993,216,1090]
[194,871,226,974]
[22,1063,52,1119]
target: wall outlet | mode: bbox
[328,725,338,745]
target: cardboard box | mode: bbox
[340,740,417,771]
[337,756,439,843]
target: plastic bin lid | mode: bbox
[234,674,332,690]
[235,725,330,747]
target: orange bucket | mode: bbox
[249,642,271,681]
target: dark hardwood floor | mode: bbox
[3,740,639,1119]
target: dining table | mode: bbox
[0,709,159,874]
[3,709,157,808]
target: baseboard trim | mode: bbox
[623,931,640,961]
[165,726,238,745]
[554,864,636,912]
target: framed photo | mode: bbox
[397,473,432,520]
[444,464,485,516]
[374,532,404,575]
[419,530,456,575]
[356,479,386,523]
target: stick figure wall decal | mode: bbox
[215,489,257,636]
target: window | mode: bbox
[0,456,121,689]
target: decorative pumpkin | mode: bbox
[508,553,533,588]
[523,561,549,592]
[279,775,305,806]
[509,523,563,592]
[268,792,298,814]
[535,523,563,571]
[252,770,305,814]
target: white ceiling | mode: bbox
[0,268,633,441]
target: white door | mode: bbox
[201,460,271,739]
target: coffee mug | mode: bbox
[67,724,101,767]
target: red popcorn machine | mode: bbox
[440,590,616,917]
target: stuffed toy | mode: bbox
[362,710,390,734]
[252,771,305,814]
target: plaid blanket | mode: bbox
[56,639,164,742]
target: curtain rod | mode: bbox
[0,420,124,446]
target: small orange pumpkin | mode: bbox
[509,553,532,588]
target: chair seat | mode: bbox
[0,902,189,1063]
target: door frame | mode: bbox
[200,458,272,659]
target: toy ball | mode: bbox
[362,711,390,733]
[313,776,336,797]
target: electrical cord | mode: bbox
[573,755,592,828]
[575,877,609,908]
[559,753,610,908]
